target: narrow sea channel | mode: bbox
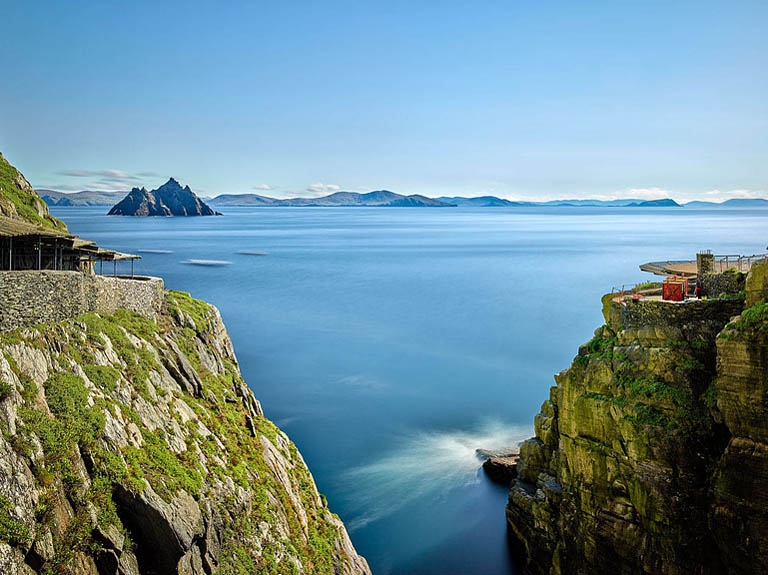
[53,205,768,574]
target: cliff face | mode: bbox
[0,291,370,575]
[507,262,768,574]
[108,179,217,216]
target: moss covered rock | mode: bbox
[0,153,67,231]
[507,281,768,574]
[0,292,370,575]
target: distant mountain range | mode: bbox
[39,189,127,206]
[208,190,452,207]
[436,196,529,207]
[682,198,768,208]
[39,188,768,209]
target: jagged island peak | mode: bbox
[108,178,220,217]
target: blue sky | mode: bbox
[1,1,766,201]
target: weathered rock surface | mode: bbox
[0,291,370,575]
[0,152,67,230]
[507,261,768,574]
[482,454,519,484]
[108,179,218,217]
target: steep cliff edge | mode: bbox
[507,262,768,574]
[0,291,370,575]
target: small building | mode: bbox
[0,216,140,275]
[662,276,688,302]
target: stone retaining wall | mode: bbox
[603,294,743,336]
[0,271,164,332]
[619,297,743,331]
[702,271,746,299]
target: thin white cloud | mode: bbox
[306,182,341,195]
[41,180,134,192]
[59,169,138,180]
[252,184,274,191]
[41,184,83,191]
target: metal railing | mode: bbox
[712,253,768,273]
[611,281,663,301]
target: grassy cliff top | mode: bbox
[0,152,67,231]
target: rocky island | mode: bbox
[0,154,369,574]
[108,179,219,217]
[506,263,768,574]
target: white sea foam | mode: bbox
[137,249,173,254]
[343,419,529,531]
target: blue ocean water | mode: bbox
[52,206,767,575]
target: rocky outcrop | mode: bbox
[0,290,370,575]
[482,453,519,484]
[507,262,768,574]
[108,179,218,217]
[0,152,67,231]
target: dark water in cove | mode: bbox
[52,206,767,575]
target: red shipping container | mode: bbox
[662,277,687,301]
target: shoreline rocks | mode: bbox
[476,448,520,484]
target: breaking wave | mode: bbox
[343,419,529,531]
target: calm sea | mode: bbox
[52,206,767,575]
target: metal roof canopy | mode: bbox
[0,216,140,263]
[94,248,141,261]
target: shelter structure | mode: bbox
[0,216,140,275]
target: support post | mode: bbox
[9,236,12,271]
[38,235,41,270]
